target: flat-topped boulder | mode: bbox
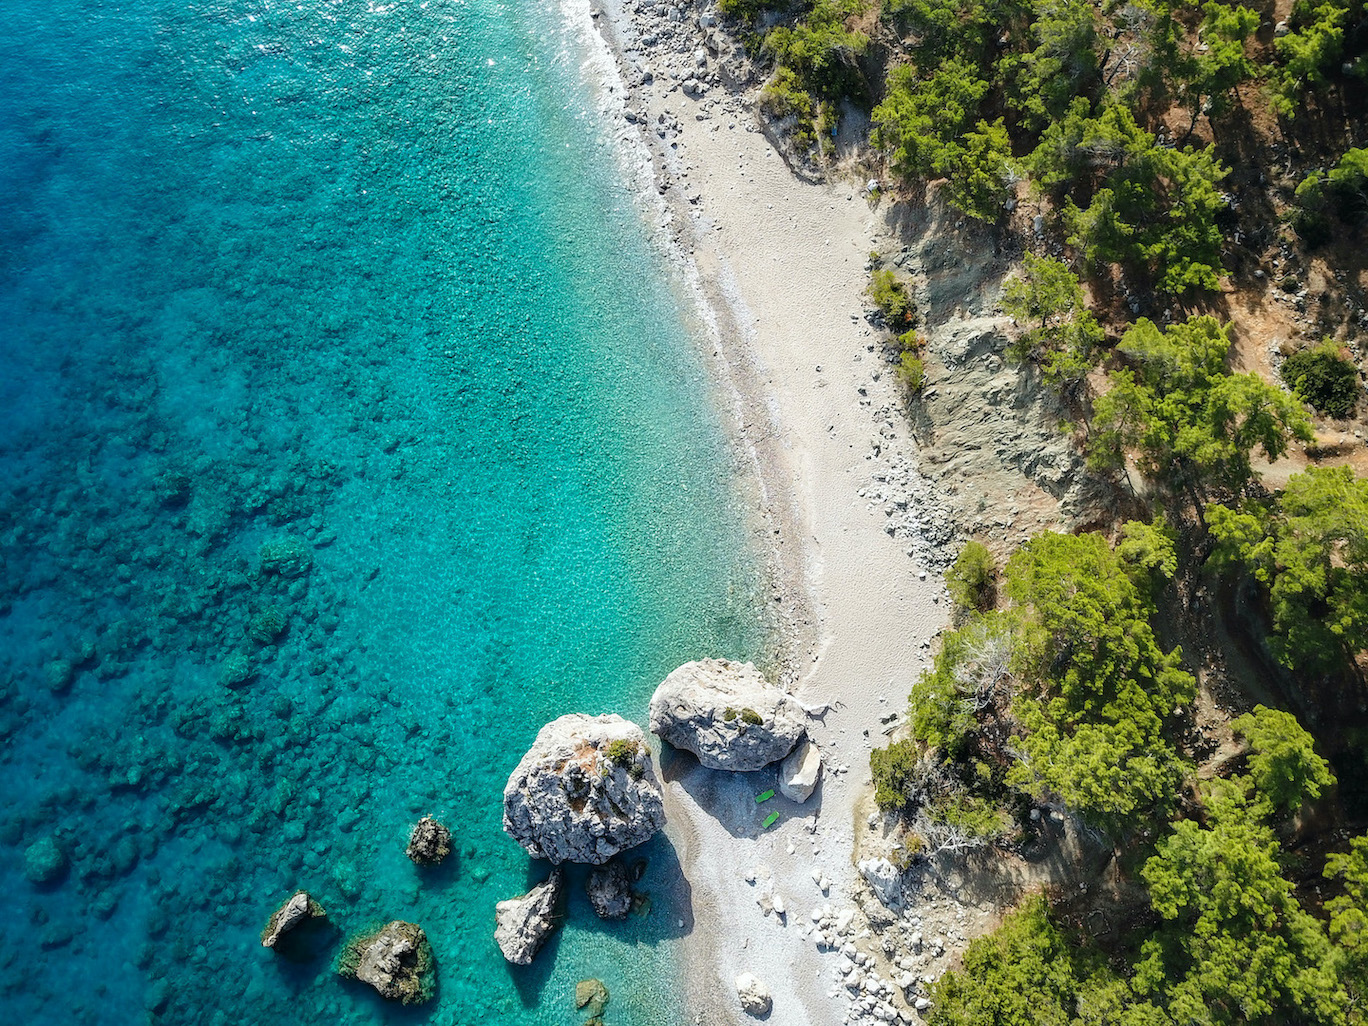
[649,659,805,771]
[339,921,434,1005]
[494,869,563,965]
[503,713,665,865]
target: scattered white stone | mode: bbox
[915,997,931,1011]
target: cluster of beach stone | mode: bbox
[605,0,751,100]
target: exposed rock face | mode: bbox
[340,921,434,1005]
[586,860,633,920]
[778,738,822,803]
[503,714,665,865]
[858,857,903,907]
[649,659,805,771]
[405,816,452,866]
[494,869,563,965]
[736,972,773,1017]
[260,890,325,948]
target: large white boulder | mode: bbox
[503,713,665,865]
[778,738,822,803]
[858,857,903,907]
[649,659,805,771]
[736,972,773,1016]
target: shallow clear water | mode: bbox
[0,0,767,1022]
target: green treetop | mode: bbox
[1231,704,1335,814]
[1005,531,1195,828]
[1089,315,1313,501]
[1208,465,1368,671]
[1136,778,1348,1024]
[1002,253,1104,392]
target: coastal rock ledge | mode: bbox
[649,659,805,771]
[503,713,665,865]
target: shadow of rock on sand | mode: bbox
[659,744,822,842]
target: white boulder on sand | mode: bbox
[735,972,773,1016]
[858,857,903,908]
[777,737,822,803]
[649,659,805,771]
[494,869,563,965]
[503,713,665,865]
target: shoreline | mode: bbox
[564,0,956,1021]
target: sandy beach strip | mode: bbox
[564,0,953,1020]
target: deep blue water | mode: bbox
[0,0,768,1022]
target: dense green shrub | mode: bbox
[870,737,924,810]
[866,268,915,330]
[1005,532,1195,829]
[896,352,926,390]
[604,738,641,764]
[1137,779,1348,1023]
[945,540,997,610]
[1281,340,1360,418]
[762,0,870,99]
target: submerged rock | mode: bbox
[736,972,773,1016]
[503,714,665,865]
[494,868,563,965]
[260,890,326,949]
[649,659,805,771]
[586,859,633,920]
[778,737,822,803]
[23,836,67,886]
[339,920,434,1005]
[575,977,610,1017]
[405,816,452,866]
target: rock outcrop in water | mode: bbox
[260,890,326,948]
[649,659,805,771]
[575,977,610,1017]
[494,868,563,965]
[339,920,434,1005]
[503,714,665,865]
[23,836,67,886]
[586,859,633,920]
[405,816,452,866]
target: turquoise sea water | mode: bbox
[0,0,768,1022]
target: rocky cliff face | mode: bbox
[502,713,665,865]
[649,658,805,771]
